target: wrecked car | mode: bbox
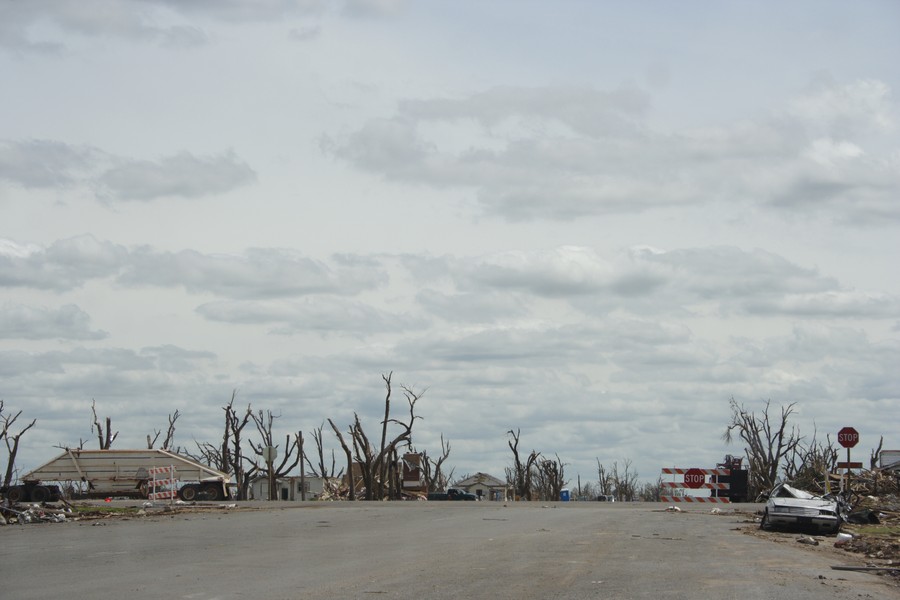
[760,482,846,534]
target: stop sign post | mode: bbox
[837,427,860,494]
[683,468,705,489]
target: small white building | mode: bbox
[249,475,335,501]
[453,472,508,501]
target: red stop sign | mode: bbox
[838,427,859,448]
[683,468,705,489]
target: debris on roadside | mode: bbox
[831,565,900,573]
[834,532,853,546]
[1,503,72,524]
[797,536,820,546]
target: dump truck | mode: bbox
[1,448,231,503]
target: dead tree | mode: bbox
[328,418,355,500]
[378,372,392,496]
[247,409,303,500]
[783,429,839,493]
[91,399,118,449]
[191,390,254,500]
[305,422,338,478]
[869,435,885,495]
[147,409,181,450]
[870,436,884,470]
[596,460,615,496]
[506,429,540,500]
[533,454,567,501]
[421,434,453,492]
[611,459,639,501]
[638,475,664,501]
[2,401,37,489]
[330,373,424,500]
[723,398,801,499]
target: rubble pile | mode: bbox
[839,494,900,563]
[1,504,71,524]
[838,468,900,500]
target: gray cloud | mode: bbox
[196,297,426,335]
[0,303,108,340]
[342,0,408,18]
[0,139,100,189]
[97,150,257,202]
[122,247,387,298]
[0,346,215,388]
[0,140,257,203]
[0,237,389,298]
[744,291,900,318]
[397,245,897,323]
[0,235,128,291]
[415,289,528,323]
[401,85,650,136]
[331,80,900,223]
[0,0,326,53]
[150,0,327,22]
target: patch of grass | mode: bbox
[850,524,900,538]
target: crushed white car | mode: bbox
[760,483,845,534]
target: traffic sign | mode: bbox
[683,468,706,489]
[838,427,859,448]
[836,462,862,469]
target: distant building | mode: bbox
[453,472,508,501]
[881,450,900,472]
[249,475,336,501]
[401,452,426,494]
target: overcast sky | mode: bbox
[2,1,898,491]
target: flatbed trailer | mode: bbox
[1,448,231,503]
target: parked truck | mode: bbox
[0,448,231,503]
[427,487,477,501]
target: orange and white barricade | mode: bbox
[660,467,731,503]
[148,466,177,501]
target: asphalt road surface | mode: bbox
[2,501,897,599]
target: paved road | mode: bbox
[2,501,896,599]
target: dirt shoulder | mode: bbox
[729,505,900,587]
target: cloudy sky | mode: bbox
[2,1,898,490]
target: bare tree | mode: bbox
[147,410,181,450]
[247,409,303,500]
[506,429,540,501]
[533,454,567,501]
[91,399,118,449]
[869,435,885,496]
[420,434,452,492]
[638,476,664,502]
[328,418,355,500]
[305,422,338,479]
[191,390,254,500]
[611,459,639,501]
[2,401,37,489]
[783,429,838,493]
[330,373,424,500]
[596,460,614,496]
[870,435,884,470]
[723,398,801,499]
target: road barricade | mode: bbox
[660,467,731,503]
[148,465,177,501]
